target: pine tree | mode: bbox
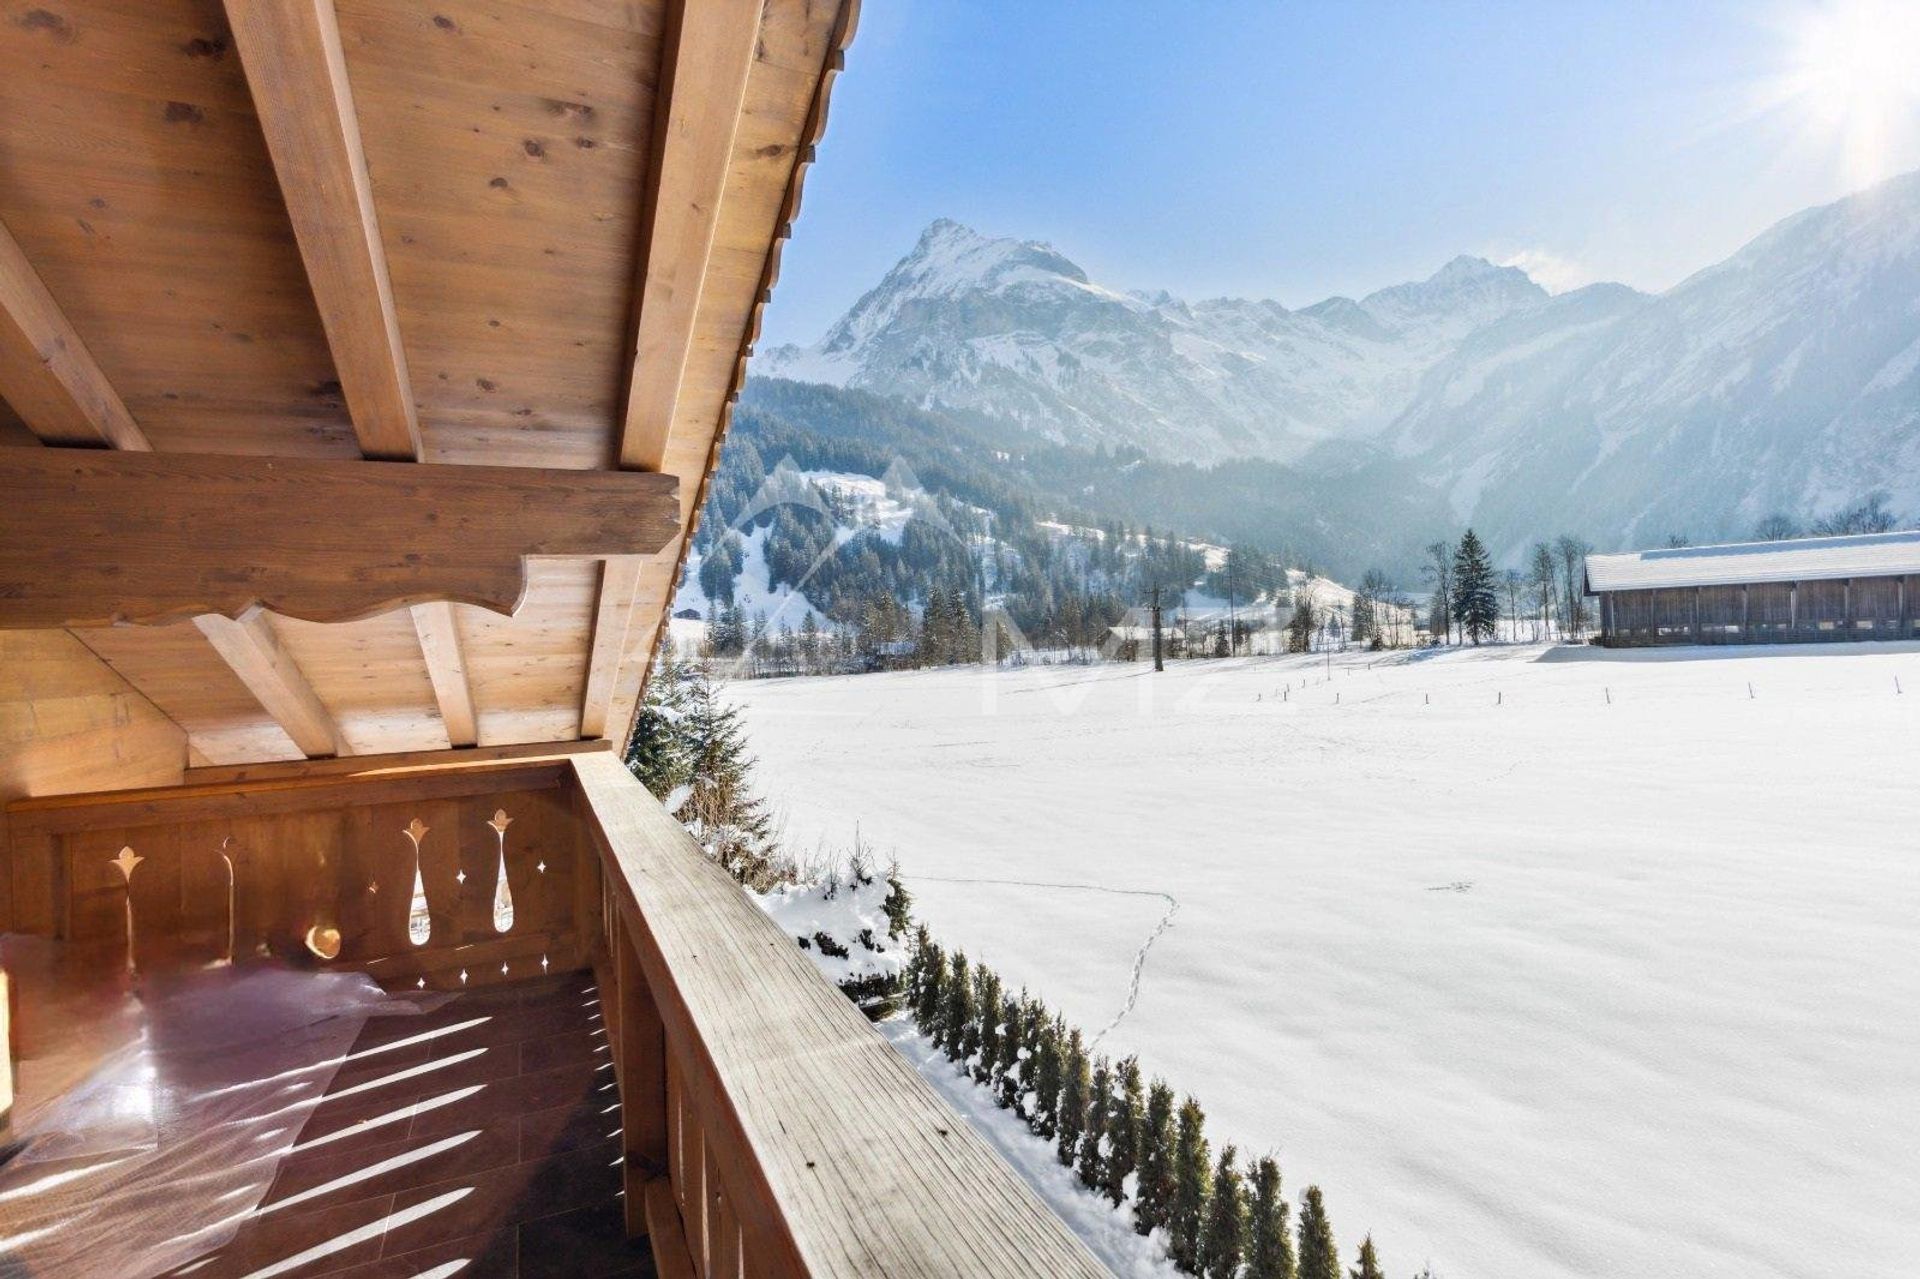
[679,661,779,887]
[625,648,691,798]
[1348,1234,1383,1279]
[1134,1079,1177,1237]
[972,966,1002,1083]
[882,857,912,940]
[1200,1144,1248,1279]
[906,927,942,1026]
[1056,1029,1090,1167]
[1077,1058,1111,1190]
[938,951,973,1060]
[1102,1057,1144,1207]
[1169,1097,1211,1271]
[1246,1156,1295,1279]
[1450,529,1499,645]
[995,993,1025,1110]
[1031,1014,1064,1139]
[958,961,987,1069]
[1015,995,1046,1119]
[1297,1185,1339,1279]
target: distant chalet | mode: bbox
[1585,531,1920,647]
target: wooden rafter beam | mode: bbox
[194,613,345,759]
[0,450,680,630]
[581,558,645,740]
[617,0,761,473]
[224,0,420,462]
[408,601,477,748]
[583,0,759,740]
[0,218,149,451]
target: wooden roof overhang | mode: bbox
[0,0,855,785]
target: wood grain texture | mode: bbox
[616,0,861,752]
[183,736,607,787]
[72,622,305,766]
[224,0,421,461]
[0,629,187,931]
[0,0,358,459]
[619,0,760,474]
[581,557,644,739]
[0,449,680,628]
[0,218,149,451]
[193,613,346,758]
[409,601,478,746]
[572,752,1106,1277]
[1,0,855,772]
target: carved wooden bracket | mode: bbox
[0,449,680,627]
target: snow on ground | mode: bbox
[729,642,1920,1279]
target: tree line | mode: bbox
[904,933,1394,1279]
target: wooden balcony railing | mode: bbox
[3,745,1105,1277]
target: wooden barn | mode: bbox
[1585,531,1920,647]
[0,2,1104,1275]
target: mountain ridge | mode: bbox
[762,171,1920,559]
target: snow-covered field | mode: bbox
[730,643,1920,1279]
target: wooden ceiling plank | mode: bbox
[193,613,345,759]
[0,218,149,451]
[409,601,478,748]
[617,0,762,473]
[224,0,421,461]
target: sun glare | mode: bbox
[1774,0,1920,183]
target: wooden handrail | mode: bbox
[569,752,1106,1278]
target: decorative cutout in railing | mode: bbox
[217,836,237,966]
[488,809,515,933]
[403,817,432,947]
[111,845,142,973]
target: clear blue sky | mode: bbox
[760,0,1920,346]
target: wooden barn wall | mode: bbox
[6,763,593,987]
[1598,574,1920,646]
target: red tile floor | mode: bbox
[163,971,655,1279]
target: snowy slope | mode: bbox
[1392,171,1920,558]
[730,644,1920,1279]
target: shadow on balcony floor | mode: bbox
[157,970,655,1279]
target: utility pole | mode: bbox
[1150,585,1164,672]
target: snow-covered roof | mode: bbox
[1585,530,1920,591]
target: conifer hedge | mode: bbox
[903,931,1374,1279]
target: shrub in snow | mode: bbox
[1297,1184,1339,1279]
[1350,1234,1385,1279]
[1103,1057,1144,1208]
[1135,1079,1177,1237]
[1245,1156,1295,1279]
[1200,1144,1247,1279]
[1169,1097,1211,1272]
[752,857,910,1017]
[1057,1028,1090,1169]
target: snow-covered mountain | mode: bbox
[763,219,1548,463]
[1391,171,1920,554]
[762,172,1920,557]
